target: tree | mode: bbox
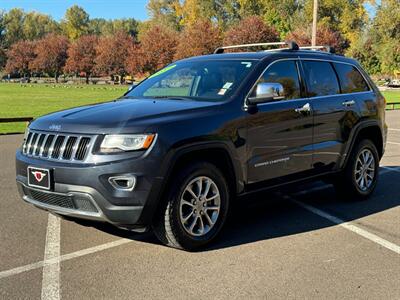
[286,24,348,54]
[31,34,69,82]
[64,35,98,83]
[223,16,279,51]
[147,0,181,29]
[371,0,400,75]
[174,19,221,60]
[23,12,59,41]
[133,24,178,74]
[3,8,25,46]
[5,40,36,77]
[95,31,134,77]
[61,5,90,40]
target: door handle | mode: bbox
[342,100,355,107]
[295,102,311,114]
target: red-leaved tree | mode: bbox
[5,40,36,77]
[286,25,348,54]
[223,16,279,51]
[64,35,98,83]
[126,24,178,76]
[174,19,221,60]
[95,31,134,78]
[30,33,69,82]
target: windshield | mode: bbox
[126,60,256,102]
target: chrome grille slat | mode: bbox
[38,134,49,156]
[28,133,38,154]
[23,130,92,162]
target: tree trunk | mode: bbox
[86,74,90,84]
[55,72,59,83]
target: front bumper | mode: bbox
[15,149,164,229]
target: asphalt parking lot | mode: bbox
[1,111,399,299]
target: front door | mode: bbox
[246,60,314,184]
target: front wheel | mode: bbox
[153,162,230,251]
[334,139,379,200]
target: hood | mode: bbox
[30,98,222,134]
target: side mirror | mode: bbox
[248,82,285,104]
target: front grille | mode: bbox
[23,186,98,213]
[22,130,93,162]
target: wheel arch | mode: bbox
[341,121,384,169]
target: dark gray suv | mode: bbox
[16,41,387,250]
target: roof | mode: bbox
[180,50,358,65]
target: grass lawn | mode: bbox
[382,90,400,109]
[0,83,127,133]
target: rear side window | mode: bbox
[302,61,340,97]
[253,60,301,100]
[334,63,370,93]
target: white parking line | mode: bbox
[41,214,61,300]
[0,238,132,280]
[387,141,400,146]
[388,128,400,132]
[291,199,400,254]
[292,167,395,196]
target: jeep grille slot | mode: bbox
[22,130,93,162]
[75,137,90,160]
[51,135,65,158]
[62,136,77,160]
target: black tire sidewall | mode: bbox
[167,162,229,250]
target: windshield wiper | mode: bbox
[150,96,192,101]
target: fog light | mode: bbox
[108,175,136,191]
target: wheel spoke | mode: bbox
[186,187,198,201]
[196,179,202,198]
[203,179,211,198]
[182,210,194,223]
[205,206,220,211]
[181,199,194,207]
[205,193,219,202]
[189,216,198,233]
[198,216,205,234]
[204,211,214,226]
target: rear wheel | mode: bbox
[153,162,229,251]
[334,139,379,200]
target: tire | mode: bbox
[334,139,379,200]
[152,162,230,251]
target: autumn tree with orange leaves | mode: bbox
[95,31,133,78]
[286,24,348,54]
[64,35,98,83]
[126,24,178,76]
[174,19,221,60]
[223,16,279,51]
[30,33,69,82]
[5,40,36,77]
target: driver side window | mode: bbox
[252,60,301,100]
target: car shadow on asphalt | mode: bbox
[72,167,400,251]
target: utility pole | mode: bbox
[312,0,318,46]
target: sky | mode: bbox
[0,0,150,20]
[0,0,377,21]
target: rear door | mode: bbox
[246,59,314,184]
[301,59,363,171]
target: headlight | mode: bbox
[100,134,156,153]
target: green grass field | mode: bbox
[0,83,399,134]
[0,83,127,133]
[382,91,400,109]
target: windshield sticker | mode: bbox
[148,64,177,79]
[218,88,227,95]
[241,62,252,68]
[223,82,233,89]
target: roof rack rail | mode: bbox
[214,41,299,54]
[299,45,335,54]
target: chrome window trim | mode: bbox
[244,57,373,109]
